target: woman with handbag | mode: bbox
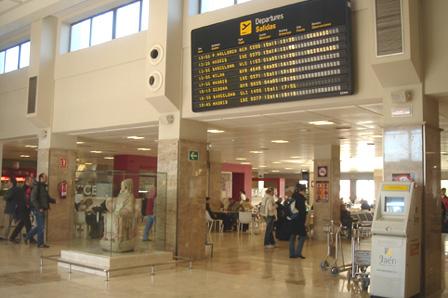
[289,184,308,259]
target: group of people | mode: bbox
[0,173,54,248]
[261,184,308,259]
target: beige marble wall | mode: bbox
[37,148,76,243]
[208,161,222,211]
[157,139,207,260]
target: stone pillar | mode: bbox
[382,88,442,295]
[37,132,77,243]
[373,169,383,204]
[156,113,207,259]
[208,151,222,211]
[313,145,340,241]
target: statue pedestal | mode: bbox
[58,250,173,277]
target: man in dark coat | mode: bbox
[25,173,55,248]
[9,177,33,243]
[0,177,22,240]
[289,183,308,259]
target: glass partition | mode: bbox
[71,170,167,256]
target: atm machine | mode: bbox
[370,181,422,298]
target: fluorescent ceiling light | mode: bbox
[127,136,145,140]
[357,120,374,125]
[90,150,103,154]
[290,156,301,159]
[308,120,335,125]
[207,129,225,134]
[271,170,280,173]
[285,168,293,170]
[240,162,251,165]
[25,145,37,148]
[137,148,151,151]
[236,157,247,161]
[20,155,30,158]
[272,161,281,164]
[104,156,114,160]
[259,165,267,168]
[84,162,93,165]
[76,141,85,144]
[249,150,263,154]
[271,140,289,144]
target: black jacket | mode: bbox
[290,191,307,236]
[4,186,24,215]
[31,181,55,210]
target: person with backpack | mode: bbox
[24,173,55,248]
[289,183,308,259]
[261,188,277,248]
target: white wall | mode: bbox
[53,32,159,133]
[0,69,39,140]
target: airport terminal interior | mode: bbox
[0,0,448,297]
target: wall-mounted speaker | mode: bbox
[375,0,404,57]
[27,76,38,114]
[148,71,163,91]
[149,45,163,65]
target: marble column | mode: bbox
[156,114,207,259]
[208,151,222,211]
[382,89,442,296]
[373,169,383,204]
[37,133,76,243]
[313,145,341,241]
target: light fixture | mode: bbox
[25,145,37,148]
[309,120,335,125]
[20,155,30,158]
[285,168,293,170]
[104,156,114,160]
[76,141,85,145]
[271,170,280,173]
[290,156,301,159]
[240,162,251,165]
[249,150,263,154]
[127,136,145,140]
[236,157,247,161]
[253,167,259,170]
[259,165,267,168]
[271,140,289,144]
[84,162,93,165]
[207,129,225,134]
[272,161,281,164]
[90,150,103,154]
[137,148,151,151]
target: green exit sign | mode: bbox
[189,150,199,161]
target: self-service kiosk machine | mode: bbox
[370,181,422,298]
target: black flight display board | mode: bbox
[191,0,353,112]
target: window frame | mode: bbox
[68,0,149,52]
[0,40,31,75]
[200,0,249,14]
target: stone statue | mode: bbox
[100,179,140,252]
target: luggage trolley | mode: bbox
[320,220,351,275]
[347,220,371,291]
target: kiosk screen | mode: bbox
[384,196,405,214]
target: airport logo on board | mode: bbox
[240,20,252,36]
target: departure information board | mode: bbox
[191,0,352,112]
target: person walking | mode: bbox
[142,186,156,241]
[262,188,277,248]
[0,177,21,240]
[289,184,308,259]
[9,176,33,243]
[25,173,55,248]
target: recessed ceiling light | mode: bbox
[309,120,335,125]
[236,157,247,161]
[104,156,114,160]
[127,136,145,140]
[259,165,267,168]
[137,148,151,151]
[76,141,85,145]
[272,161,281,164]
[271,140,289,144]
[290,156,301,159]
[84,162,93,165]
[249,150,263,154]
[25,145,37,148]
[90,150,103,154]
[240,162,251,165]
[271,170,280,173]
[207,129,225,134]
[20,155,30,158]
[285,168,293,170]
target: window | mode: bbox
[69,0,149,52]
[0,41,30,75]
[200,0,253,13]
[116,1,141,38]
[356,180,375,205]
[340,180,351,204]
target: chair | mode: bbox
[237,211,253,233]
[206,211,223,233]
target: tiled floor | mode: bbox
[0,232,446,298]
